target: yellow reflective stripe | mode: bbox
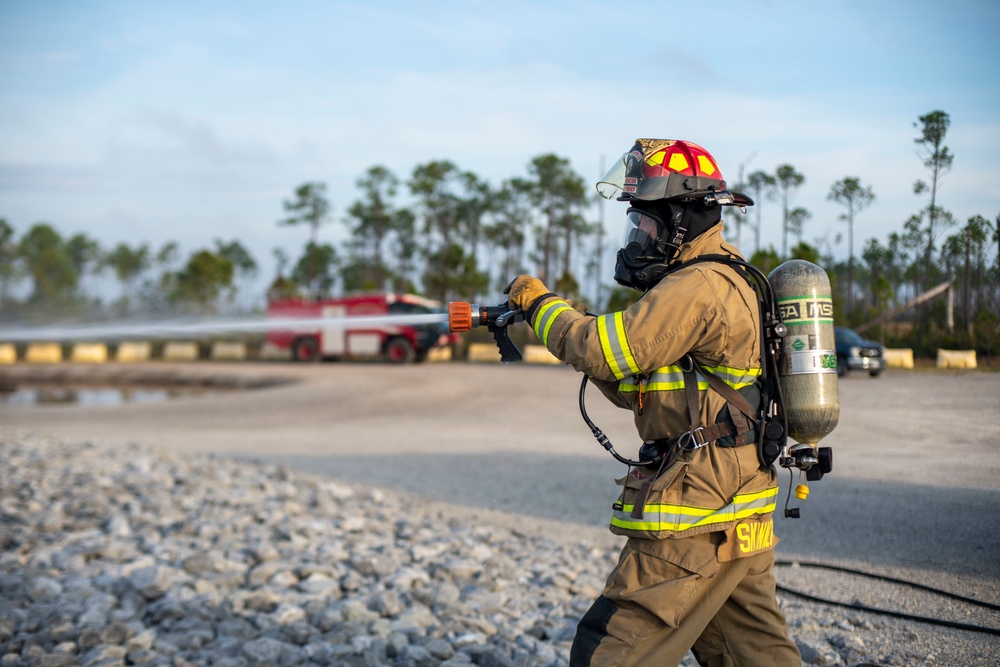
[618,365,761,393]
[610,486,778,533]
[533,300,573,346]
[597,312,641,380]
[703,365,762,389]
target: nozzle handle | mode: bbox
[482,303,524,363]
[492,326,522,363]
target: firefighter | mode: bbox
[505,139,801,666]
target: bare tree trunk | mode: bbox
[847,204,855,316]
[964,226,972,338]
[542,202,554,282]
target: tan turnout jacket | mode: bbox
[530,224,779,553]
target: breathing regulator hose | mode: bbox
[578,374,658,467]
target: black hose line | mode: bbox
[773,560,1000,637]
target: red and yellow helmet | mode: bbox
[597,139,752,206]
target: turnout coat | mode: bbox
[528,223,779,553]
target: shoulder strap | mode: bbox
[683,354,758,447]
[688,355,757,420]
[664,253,753,286]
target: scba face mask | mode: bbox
[614,207,679,291]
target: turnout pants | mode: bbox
[570,531,800,667]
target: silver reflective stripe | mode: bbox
[704,365,761,388]
[597,313,641,379]
[619,365,760,393]
[533,300,573,346]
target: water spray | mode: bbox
[0,313,450,342]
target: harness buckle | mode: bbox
[679,427,708,451]
[678,354,696,373]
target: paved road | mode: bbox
[3,361,999,598]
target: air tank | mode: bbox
[768,260,840,445]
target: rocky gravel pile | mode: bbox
[0,435,995,666]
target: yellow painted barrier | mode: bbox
[466,343,501,363]
[0,344,16,364]
[258,342,291,360]
[210,341,247,361]
[25,343,62,364]
[523,344,561,365]
[71,343,108,363]
[163,341,200,362]
[937,349,977,369]
[426,346,452,362]
[116,342,152,362]
[884,348,914,369]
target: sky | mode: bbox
[1,0,998,304]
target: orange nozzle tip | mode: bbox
[448,302,473,332]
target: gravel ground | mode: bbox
[2,436,998,667]
[1,362,998,666]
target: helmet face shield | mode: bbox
[597,148,643,200]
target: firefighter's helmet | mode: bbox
[598,139,754,291]
[597,139,752,205]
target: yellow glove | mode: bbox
[504,275,551,312]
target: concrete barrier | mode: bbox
[210,341,247,361]
[523,344,561,365]
[466,343,501,363]
[258,342,291,360]
[71,343,108,364]
[0,344,16,365]
[884,348,914,369]
[25,343,62,364]
[116,342,152,362]
[937,349,977,369]
[426,346,452,362]
[163,341,200,362]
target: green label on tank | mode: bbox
[777,296,834,324]
[782,349,838,375]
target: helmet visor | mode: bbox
[596,148,643,200]
[621,209,665,253]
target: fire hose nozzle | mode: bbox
[448,302,475,332]
[446,299,525,363]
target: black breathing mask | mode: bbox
[613,206,685,291]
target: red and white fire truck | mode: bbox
[266,293,453,363]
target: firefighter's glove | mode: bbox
[504,275,550,312]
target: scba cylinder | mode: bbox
[768,260,840,445]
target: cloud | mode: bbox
[105,110,278,179]
[0,0,997,286]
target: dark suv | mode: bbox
[834,327,886,377]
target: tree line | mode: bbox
[1,110,997,357]
[269,154,598,306]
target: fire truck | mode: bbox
[266,293,453,363]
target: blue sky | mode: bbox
[1,0,998,301]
